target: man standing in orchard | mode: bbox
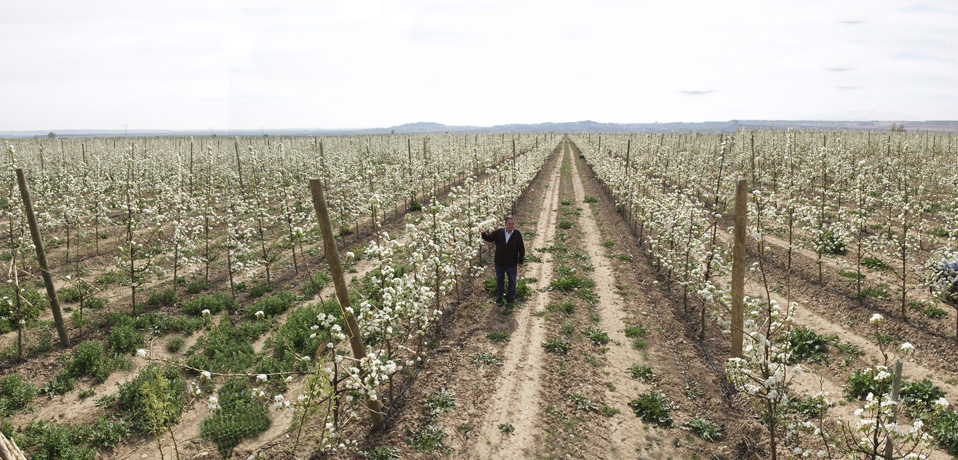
[480,215,525,304]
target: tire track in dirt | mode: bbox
[567,143,651,454]
[469,147,563,459]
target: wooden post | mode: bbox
[189,139,195,197]
[317,138,328,190]
[309,178,384,430]
[883,359,904,460]
[625,138,632,227]
[234,139,245,190]
[731,178,747,358]
[0,431,28,460]
[16,168,70,348]
[407,138,415,206]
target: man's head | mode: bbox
[504,215,515,232]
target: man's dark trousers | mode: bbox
[495,264,517,303]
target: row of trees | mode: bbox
[1,133,551,354]
[571,129,958,459]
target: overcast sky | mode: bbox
[2,0,956,131]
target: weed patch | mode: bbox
[472,352,503,369]
[407,423,449,451]
[862,257,890,271]
[181,291,237,316]
[786,327,832,364]
[547,299,575,315]
[244,290,296,319]
[64,340,123,384]
[682,417,723,441]
[116,364,187,434]
[201,377,271,458]
[570,392,597,412]
[426,388,457,415]
[549,275,595,293]
[543,337,571,355]
[582,327,610,346]
[628,364,654,381]
[147,288,178,306]
[629,392,674,426]
[788,394,829,419]
[186,318,262,374]
[0,374,38,416]
[486,330,509,342]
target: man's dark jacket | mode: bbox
[481,228,525,267]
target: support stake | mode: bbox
[309,178,384,430]
[884,359,904,459]
[731,179,747,358]
[16,168,70,348]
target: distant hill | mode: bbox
[2,119,956,139]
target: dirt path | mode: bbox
[569,139,766,459]
[567,142,651,454]
[469,144,564,459]
[468,140,740,459]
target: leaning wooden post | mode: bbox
[0,431,28,460]
[883,359,904,460]
[16,168,70,348]
[309,178,385,430]
[731,178,747,358]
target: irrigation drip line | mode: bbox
[653,282,736,400]
[692,337,736,396]
[382,356,427,426]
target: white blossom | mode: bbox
[899,342,914,356]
